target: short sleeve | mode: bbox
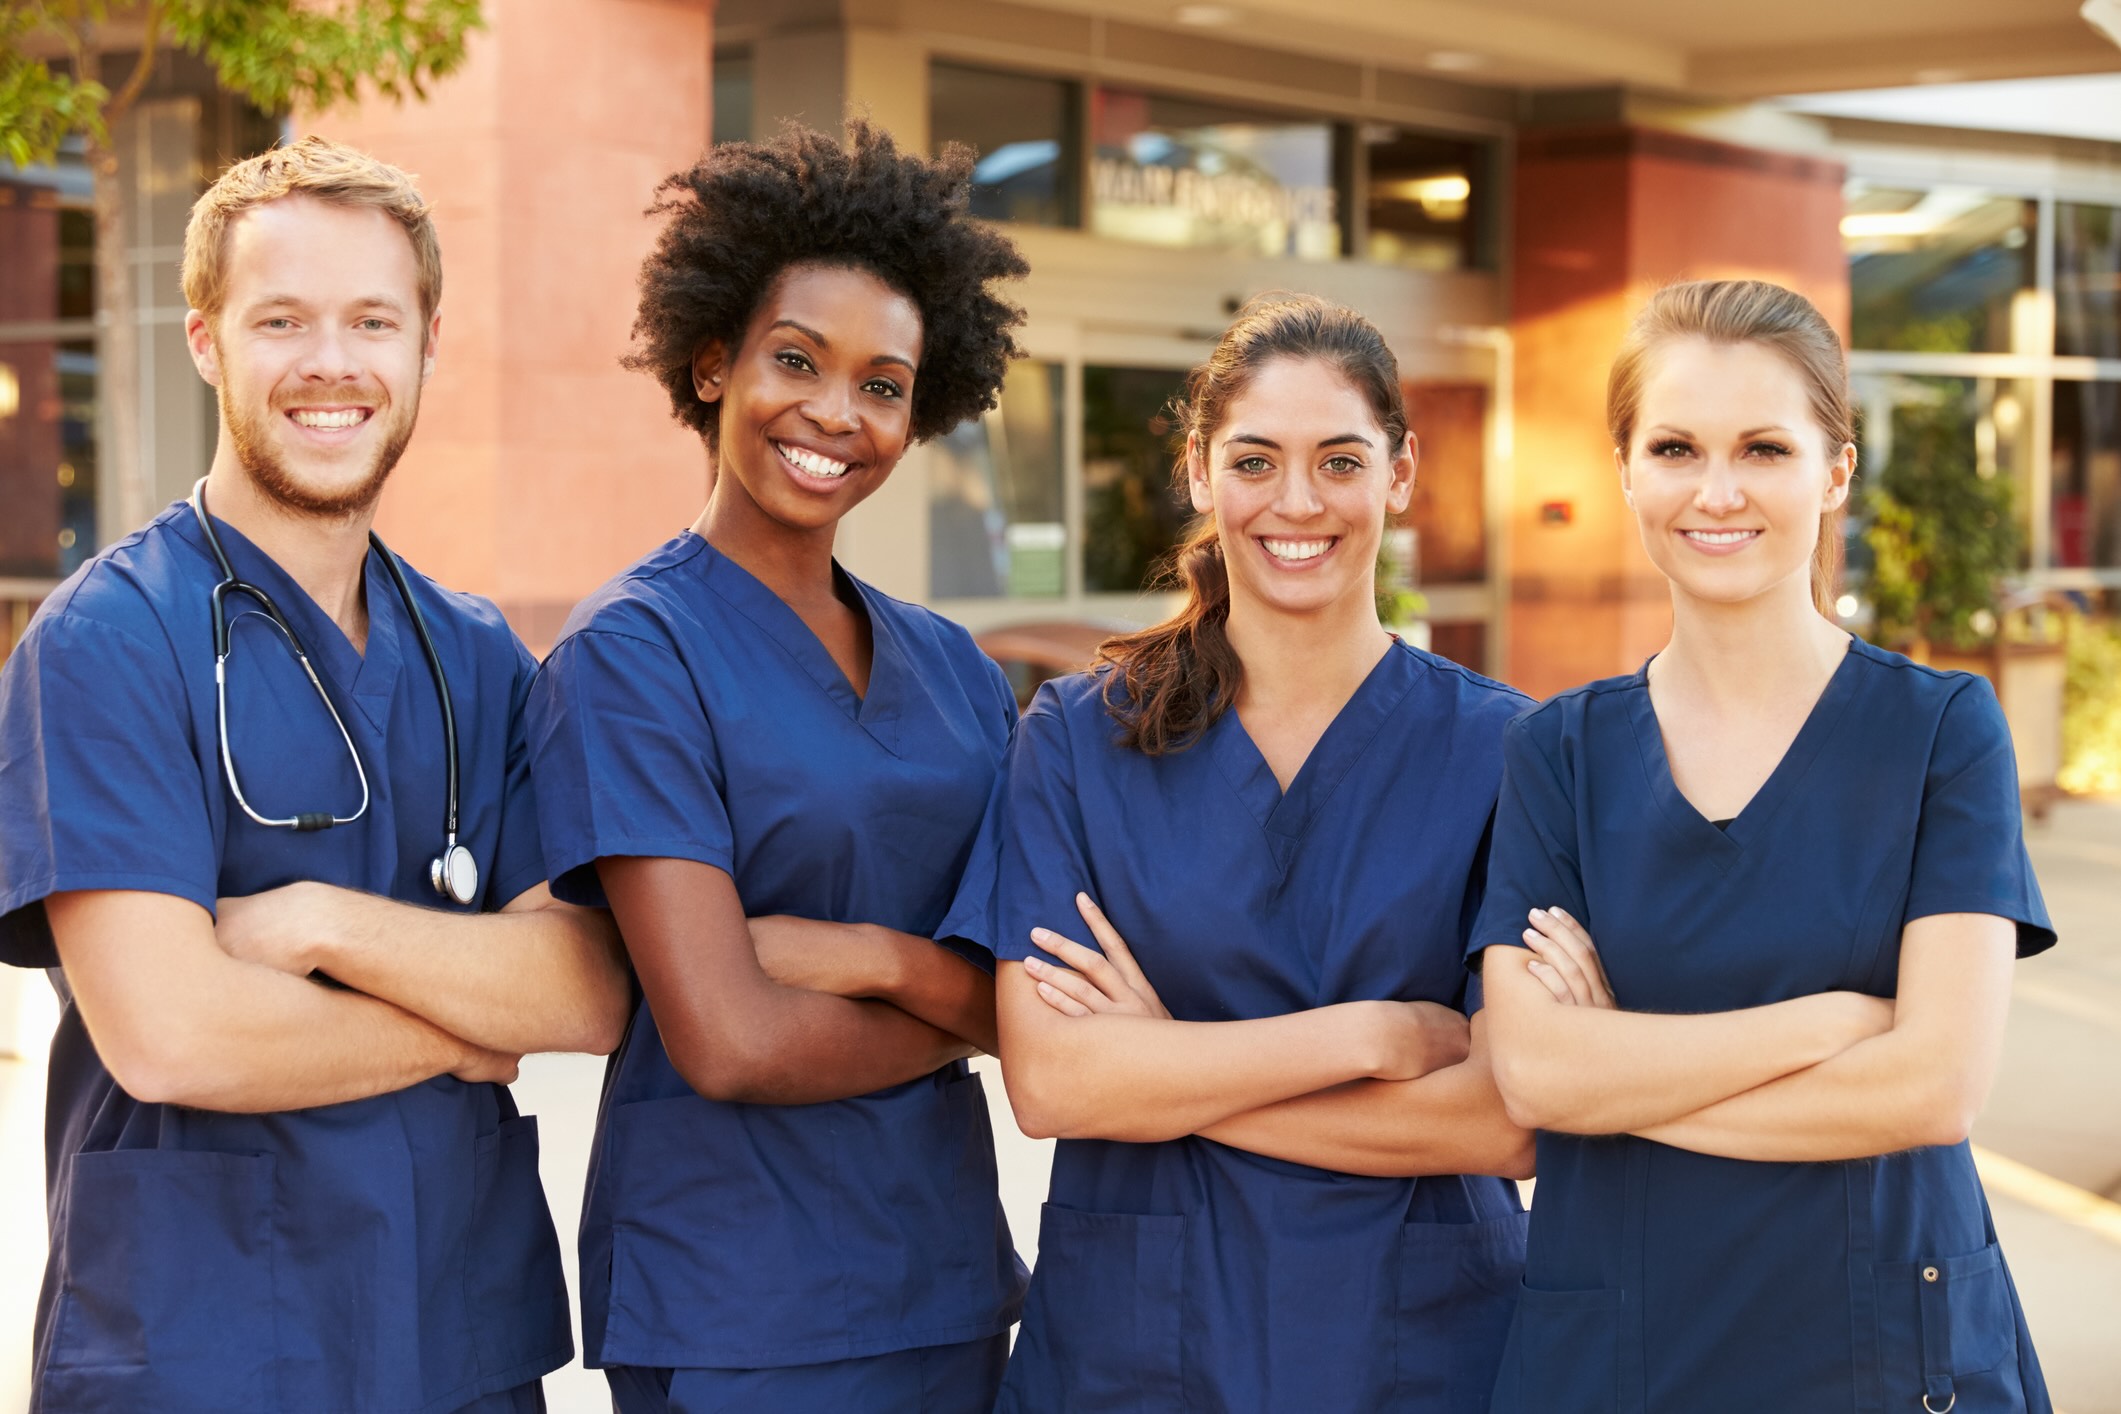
[1905,678,2054,958]
[0,614,220,968]
[1465,710,1588,972]
[523,627,734,909]
[483,635,553,911]
[936,690,1095,970]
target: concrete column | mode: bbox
[302,0,717,652]
[1505,124,1848,699]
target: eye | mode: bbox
[1323,454,1364,474]
[863,377,903,400]
[775,349,815,374]
[1745,440,1793,459]
[1646,437,1693,459]
[356,317,391,333]
[261,317,294,331]
[1231,454,1273,473]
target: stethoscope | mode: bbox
[191,478,480,906]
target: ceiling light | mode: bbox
[1175,4,1240,25]
[0,362,17,420]
[1427,51,1485,72]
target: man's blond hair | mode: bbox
[183,135,442,323]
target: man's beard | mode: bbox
[222,382,417,519]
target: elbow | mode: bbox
[575,984,634,1058]
[666,1033,786,1104]
[106,1033,215,1109]
[1906,1079,1983,1151]
[1489,1127,1539,1182]
[1002,1070,1068,1141]
[1489,1049,1564,1133]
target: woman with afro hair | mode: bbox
[525,120,1031,1413]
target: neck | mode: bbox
[1656,574,1848,706]
[695,476,840,608]
[1226,586,1394,714]
[200,449,376,649]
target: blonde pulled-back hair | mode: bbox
[183,135,442,323]
[1607,279,1854,615]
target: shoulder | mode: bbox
[1505,669,1640,743]
[549,535,708,657]
[1397,643,1533,724]
[856,576,997,675]
[13,509,204,664]
[1843,638,1994,719]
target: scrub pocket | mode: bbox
[465,1115,571,1379]
[1395,1211,1529,1412]
[43,1149,277,1412]
[1873,1242,2026,1412]
[1000,1205,1186,1414]
[1490,1282,1625,1414]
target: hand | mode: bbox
[1023,893,1171,1020]
[748,915,888,997]
[450,1043,522,1086]
[215,880,339,976]
[1364,1000,1472,1082]
[1522,906,1615,1008]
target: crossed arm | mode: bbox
[1480,906,2015,1161]
[48,880,627,1113]
[992,896,1535,1180]
[592,856,996,1106]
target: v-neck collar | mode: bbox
[1626,638,1860,871]
[171,506,406,736]
[691,534,906,755]
[1207,641,1419,877]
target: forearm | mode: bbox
[665,982,976,1104]
[1199,1054,1535,1179]
[296,887,630,1055]
[1004,1004,1390,1143]
[752,918,998,1053]
[864,929,998,1053]
[1483,947,1868,1134]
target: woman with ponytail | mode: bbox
[1472,280,2055,1411]
[942,294,1535,1411]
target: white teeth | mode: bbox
[777,442,852,479]
[1262,537,1334,562]
[290,408,367,429]
[1683,529,1758,545]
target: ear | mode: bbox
[1385,430,1418,516]
[692,342,728,404]
[1186,432,1213,515]
[1614,444,1633,507]
[421,309,441,385]
[1823,440,1856,513]
[185,311,221,387]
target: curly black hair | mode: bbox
[624,119,1029,447]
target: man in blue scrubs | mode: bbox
[0,137,630,1413]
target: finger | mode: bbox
[1035,979,1093,1018]
[1524,924,1596,1006]
[1033,928,1131,1001]
[1525,958,1575,1004]
[1527,909,1603,1002]
[1074,894,1150,991]
[1024,959,1113,1014]
[1541,908,1614,1005]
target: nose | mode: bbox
[294,324,363,386]
[1696,456,1747,515]
[1270,465,1325,520]
[801,379,860,437]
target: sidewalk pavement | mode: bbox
[3,802,2118,1413]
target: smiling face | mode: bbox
[1619,337,1854,612]
[695,262,923,540]
[1190,355,1416,622]
[187,194,437,518]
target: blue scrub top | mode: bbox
[942,643,1532,1414]
[525,532,1028,1372]
[1469,639,2055,1414]
[0,503,571,1414]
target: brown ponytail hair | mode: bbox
[1607,279,1855,615]
[1096,294,1409,755]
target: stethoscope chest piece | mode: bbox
[432,843,479,907]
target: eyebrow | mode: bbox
[1646,425,1794,439]
[246,293,410,315]
[769,317,917,373]
[1224,432,1375,450]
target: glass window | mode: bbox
[1089,88,1342,260]
[1403,381,1488,583]
[1844,183,2035,353]
[2053,381,2121,571]
[712,50,752,145]
[1082,365,1192,594]
[929,362,1067,598]
[0,339,98,579]
[1363,125,1489,272]
[2057,203,2120,361]
[1849,374,2036,582]
[930,63,1080,228]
